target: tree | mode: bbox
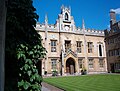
[0,0,7,91]
[5,0,46,90]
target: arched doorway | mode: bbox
[66,58,75,74]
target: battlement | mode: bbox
[36,22,104,36]
[85,29,104,36]
[75,27,104,36]
[35,23,44,31]
[36,22,57,31]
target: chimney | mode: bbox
[110,10,116,25]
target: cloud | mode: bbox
[110,8,120,14]
[107,24,110,30]
[107,24,110,28]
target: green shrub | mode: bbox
[81,68,87,75]
[52,70,58,76]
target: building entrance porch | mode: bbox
[66,58,75,74]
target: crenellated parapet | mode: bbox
[35,22,58,32]
[36,23,45,29]
[75,27,104,35]
[85,29,104,36]
[36,22,104,36]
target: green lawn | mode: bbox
[44,74,120,91]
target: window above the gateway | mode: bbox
[65,40,71,52]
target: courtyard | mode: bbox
[43,74,120,91]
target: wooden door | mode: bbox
[70,65,74,74]
[66,66,70,73]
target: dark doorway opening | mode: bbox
[66,58,75,74]
[36,60,42,76]
[110,63,115,73]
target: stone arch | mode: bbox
[66,57,75,74]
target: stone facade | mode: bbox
[104,10,120,73]
[35,5,107,76]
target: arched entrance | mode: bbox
[66,58,75,74]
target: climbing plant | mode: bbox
[17,44,45,91]
[5,0,46,90]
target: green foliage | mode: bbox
[81,66,87,75]
[5,0,46,91]
[17,44,43,90]
[52,70,58,76]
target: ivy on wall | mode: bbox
[5,0,46,90]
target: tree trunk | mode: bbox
[0,0,6,91]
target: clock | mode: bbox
[65,25,70,31]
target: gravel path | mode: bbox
[41,82,64,91]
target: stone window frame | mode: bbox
[99,59,104,68]
[99,44,102,56]
[109,49,120,56]
[78,59,83,69]
[51,40,57,52]
[65,40,71,52]
[51,59,57,70]
[65,12,69,20]
[76,41,82,53]
[114,63,120,71]
[88,42,93,53]
[88,59,94,68]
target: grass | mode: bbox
[44,74,120,91]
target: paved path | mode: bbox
[41,82,64,91]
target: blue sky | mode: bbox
[33,0,120,30]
